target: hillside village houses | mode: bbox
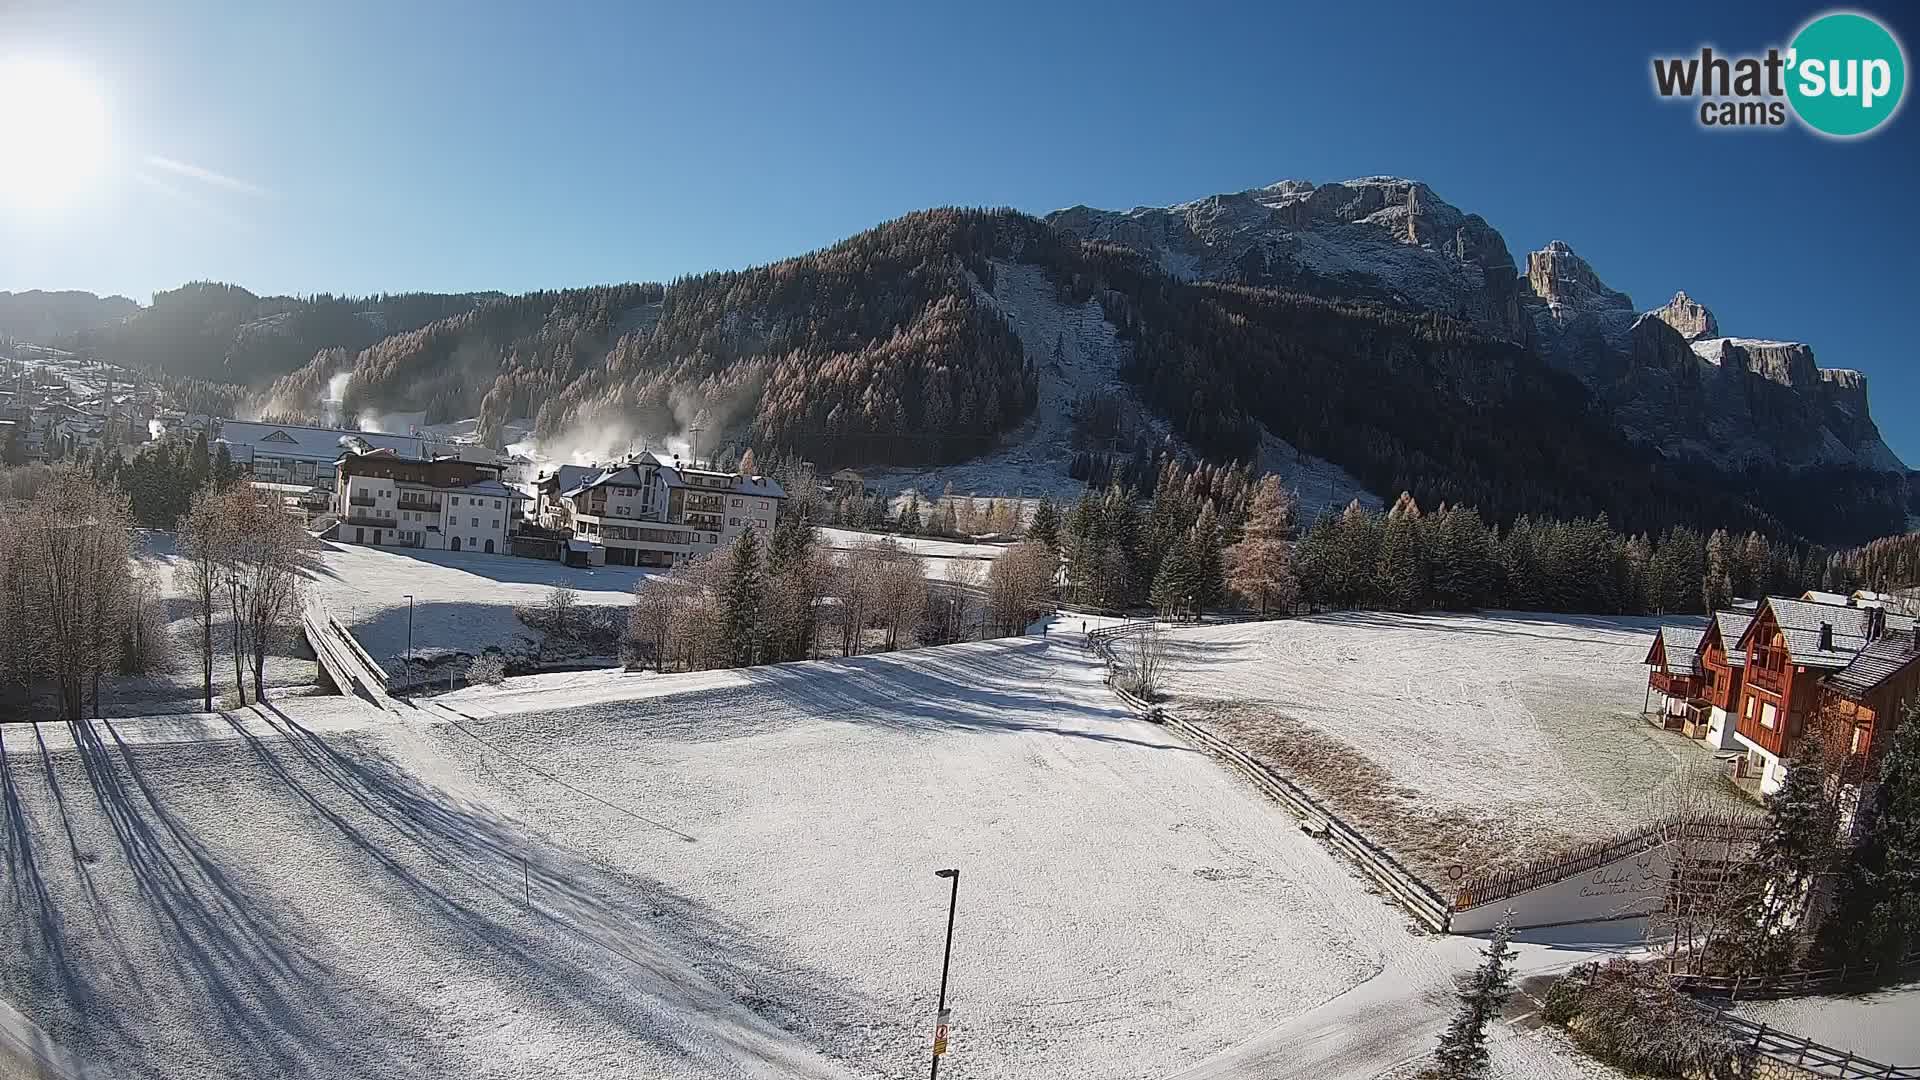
[533,451,785,567]
[1646,589,1920,797]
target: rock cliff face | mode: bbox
[1051,177,1904,482]
[1651,290,1718,340]
[1048,177,1528,340]
[1514,240,1903,474]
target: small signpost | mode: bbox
[932,1008,950,1057]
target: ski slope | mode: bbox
[2,637,1399,1079]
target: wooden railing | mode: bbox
[1086,620,1453,933]
[1454,814,1763,912]
[1703,1005,1920,1078]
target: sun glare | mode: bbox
[0,57,112,211]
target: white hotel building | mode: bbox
[333,449,521,554]
[535,452,785,567]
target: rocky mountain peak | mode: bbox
[1046,176,1527,340]
[1650,290,1719,340]
[1522,241,1632,315]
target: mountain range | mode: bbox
[1,178,1907,545]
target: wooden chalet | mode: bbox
[1644,624,1707,727]
[1697,610,1753,750]
[1731,596,1918,795]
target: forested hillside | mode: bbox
[271,210,1040,464]
[69,282,491,384]
[63,208,1904,544]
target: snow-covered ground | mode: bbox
[817,526,1005,583]
[1156,612,1746,888]
[1731,980,1920,1066]
[1,632,1635,1079]
[0,638,1380,1079]
[303,541,662,668]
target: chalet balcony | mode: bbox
[1648,671,1704,699]
[397,498,442,513]
[347,494,377,508]
[1748,664,1788,694]
[342,512,394,527]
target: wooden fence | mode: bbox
[1672,946,1920,1000]
[1086,620,1453,933]
[1452,813,1766,912]
[1706,1007,1920,1079]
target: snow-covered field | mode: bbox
[1156,612,1745,887]
[1732,980,1920,1066]
[3,626,1653,1079]
[817,527,1004,583]
[303,541,661,667]
[0,638,1386,1079]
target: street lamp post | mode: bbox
[930,868,959,1080]
[403,594,415,690]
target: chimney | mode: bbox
[1867,606,1887,642]
[1819,622,1833,651]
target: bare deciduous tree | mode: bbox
[176,485,231,711]
[223,489,313,704]
[987,541,1055,635]
[12,467,137,720]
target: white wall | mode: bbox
[1452,845,1674,933]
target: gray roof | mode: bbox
[218,421,429,464]
[561,453,787,501]
[1650,625,1705,676]
[1749,596,1880,670]
[1826,631,1920,700]
[1713,612,1754,668]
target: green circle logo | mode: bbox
[1787,12,1906,137]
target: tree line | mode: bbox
[626,508,1055,674]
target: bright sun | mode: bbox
[0,57,112,211]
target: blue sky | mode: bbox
[3,0,1916,461]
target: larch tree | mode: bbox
[1224,475,1296,614]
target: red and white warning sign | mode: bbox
[932,1008,951,1056]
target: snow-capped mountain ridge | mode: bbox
[1050,178,1902,477]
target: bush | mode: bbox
[1545,959,1753,1080]
[466,653,507,686]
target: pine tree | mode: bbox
[1376,494,1426,612]
[902,489,923,534]
[1028,496,1061,553]
[1736,736,1837,975]
[720,528,763,667]
[1150,540,1196,619]
[1705,529,1735,613]
[1188,502,1226,617]
[1819,702,1920,970]
[1427,914,1516,1079]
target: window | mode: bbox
[1760,702,1778,729]
[471,516,480,527]
[493,499,501,509]
[490,519,499,530]
[450,496,459,506]
[731,497,742,507]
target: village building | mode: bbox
[333,450,521,554]
[1647,594,1920,796]
[218,420,498,500]
[534,452,785,567]
[1730,596,1919,795]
